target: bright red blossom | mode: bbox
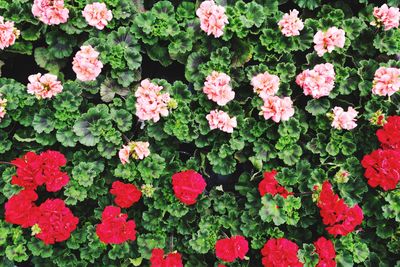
[5,190,38,228]
[172,170,207,205]
[96,206,137,244]
[34,199,79,244]
[150,248,184,267]
[317,181,363,236]
[110,181,142,208]
[261,238,303,267]
[215,235,249,262]
[376,115,400,150]
[314,237,336,267]
[258,170,292,198]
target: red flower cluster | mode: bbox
[317,181,363,236]
[11,150,69,192]
[96,206,137,244]
[261,238,303,267]
[258,170,292,198]
[172,170,206,205]
[110,181,142,208]
[376,115,400,150]
[314,237,336,267]
[215,235,249,263]
[5,190,38,228]
[150,248,183,267]
[361,149,400,190]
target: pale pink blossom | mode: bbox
[331,107,358,130]
[132,141,150,160]
[72,45,103,82]
[203,71,234,106]
[32,0,69,25]
[296,63,335,99]
[0,95,7,121]
[251,72,280,100]
[206,109,237,133]
[372,4,399,31]
[0,16,19,50]
[260,96,294,123]
[196,0,228,38]
[82,2,113,30]
[372,67,400,97]
[135,79,171,122]
[27,73,63,99]
[313,27,345,57]
[278,9,304,37]
[118,145,131,165]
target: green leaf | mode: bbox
[32,109,55,134]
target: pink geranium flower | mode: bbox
[118,145,131,165]
[72,45,103,82]
[32,0,69,25]
[27,73,63,99]
[278,9,304,37]
[0,16,19,50]
[372,4,399,31]
[296,63,336,99]
[206,109,237,133]
[313,27,345,57]
[196,0,228,38]
[260,96,294,123]
[0,95,6,121]
[331,107,358,130]
[251,71,280,100]
[82,2,113,30]
[203,71,234,106]
[118,141,150,164]
[372,67,400,97]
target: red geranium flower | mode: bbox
[376,115,400,150]
[96,206,137,244]
[110,181,142,208]
[5,190,38,228]
[40,150,69,192]
[314,237,336,267]
[150,248,183,267]
[172,170,206,205]
[34,199,79,244]
[317,181,363,236]
[215,235,249,262]
[361,149,400,190]
[258,170,292,198]
[261,238,303,267]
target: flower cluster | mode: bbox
[206,109,237,133]
[331,106,358,130]
[278,9,304,37]
[27,73,63,99]
[296,63,336,99]
[372,4,400,31]
[110,181,141,208]
[203,71,235,106]
[313,27,346,57]
[372,67,400,97]
[314,237,336,267]
[261,238,303,267]
[72,45,103,82]
[172,170,206,205]
[82,2,113,30]
[118,141,150,164]
[260,95,295,123]
[32,0,69,25]
[196,0,228,38]
[0,94,6,121]
[5,189,38,228]
[215,235,248,263]
[96,206,137,244]
[150,248,183,267]
[0,16,19,50]
[317,181,363,236]
[135,79,173,122]
[258,170,292,198]
[376,115,400,149]
[251,71,280,100]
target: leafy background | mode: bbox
[0,0,400,266]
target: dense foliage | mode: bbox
[0,0,400,266]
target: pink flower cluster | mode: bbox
[313,27,345,57]
[261,96,294,123]
[0,95,6,121]
[331,107,358,130]
[118,141,150,165]
[296,63,336,99]
[203,71,235,106]
[72,45,103,82]
[135,79,172,122]
[0,16,19,50]
[372,67,400,97]
[372,4,399,31]
[278,9,304,37]
[196,0,228,38]
[32,0,69,25]
[82,2,113,30]
[251,71,280,100]
[206,109,237,133]
[27,73,63,99]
